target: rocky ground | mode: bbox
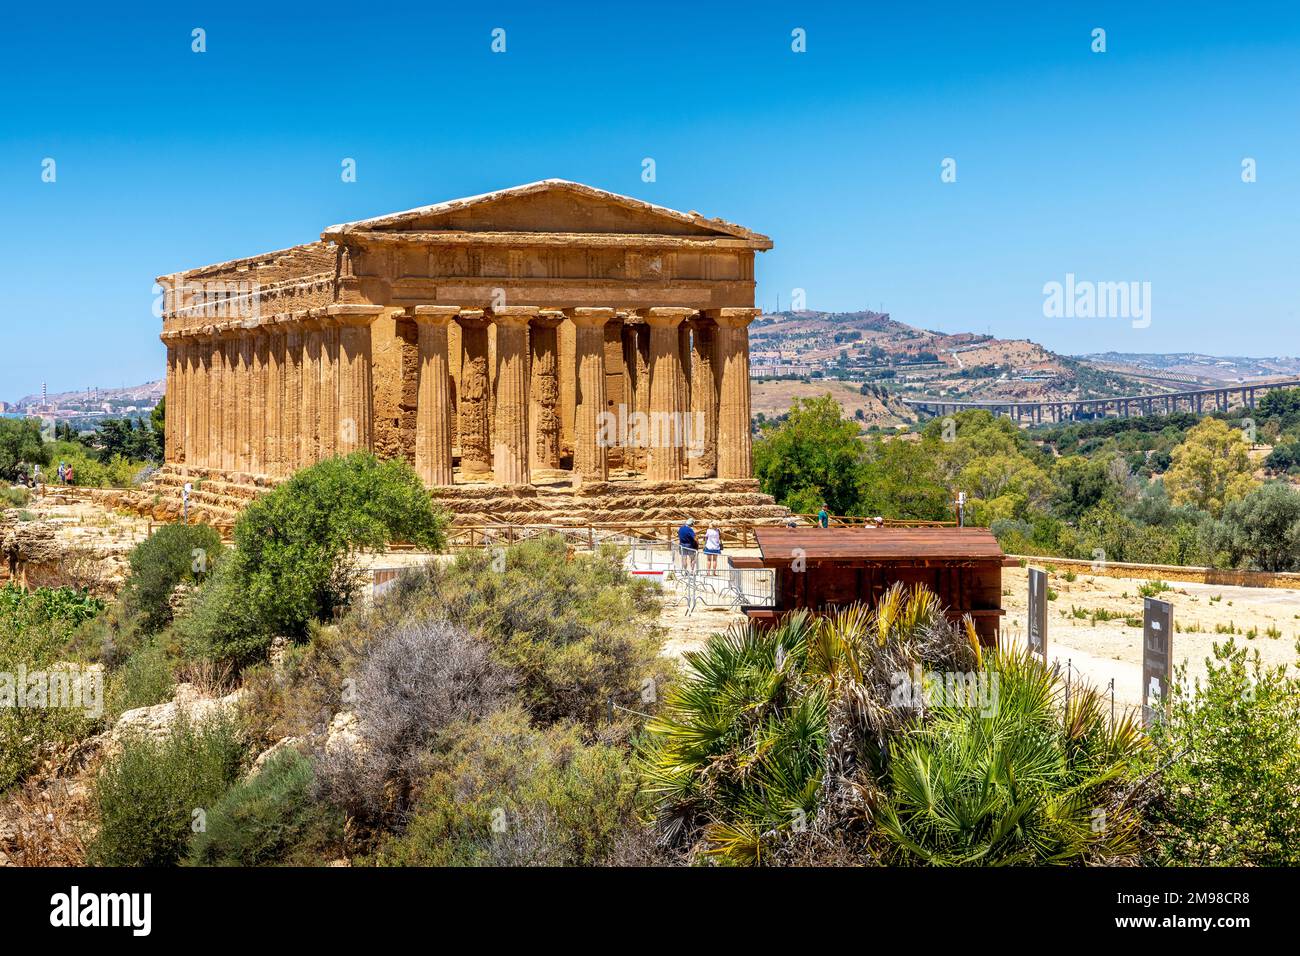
[1,489,154,593]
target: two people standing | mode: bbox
[677,518,724,572]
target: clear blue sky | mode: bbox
[3,1,1298,398]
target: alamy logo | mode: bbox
[49,886,152,936]
[152,278,262,321]
[596,404,706,457]
[0,664,102,718]
[1042,273,1151,328]
[889,667,999,716]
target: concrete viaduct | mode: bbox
[904,378,1300,425]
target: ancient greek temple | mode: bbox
[158,180,771,491]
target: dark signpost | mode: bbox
[1142,597,1174,727]
[1027,567,1048,661]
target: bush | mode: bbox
[173,562,269,668]
[123,522,222,631]
[639,588,1145,866]
[0,584,105,791]
[177,454,447,668]
[88,713,246,866]
[46,440,144,489]
[877,651,1146,865]
[372,707,639,867]
[104,637,175,722]
[316,617,515,828]
[391,537,670,726]
[188,749,342,866]
[1,486,31,508]
[1142,639,1300,865]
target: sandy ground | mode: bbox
[1002,569,1300,708]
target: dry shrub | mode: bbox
[315,618,515,829]
[5,779,93,866]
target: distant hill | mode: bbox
[751,310,1152,414]
[1079,352,1300,386]
[10,380,164,409]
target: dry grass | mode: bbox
[3,779,93,866]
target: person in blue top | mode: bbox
[677,518,699,570]
[817,504,830,528]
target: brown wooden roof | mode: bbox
[753,527,1005,564]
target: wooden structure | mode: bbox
[733,527,1012,645]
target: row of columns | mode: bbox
[411,305,757,487]
[161,304,381,475]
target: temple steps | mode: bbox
[86,466,791,536]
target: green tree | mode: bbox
[0,418,49,481]
[1257,386,1300,427]
[1164,418,1256,515]
[1214,482,1300,571]
[753,394,868,516]
[923,411,1053,524]
[859,438,952,520]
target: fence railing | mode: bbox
[434,515,957,552]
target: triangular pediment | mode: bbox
[322,179,767,243]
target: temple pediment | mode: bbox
[322,179,770,244]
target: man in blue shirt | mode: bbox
[817,504,830,529]
[677,518,699,570]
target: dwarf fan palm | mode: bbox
[875,647,1146,865]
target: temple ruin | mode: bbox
[149,180,790,528]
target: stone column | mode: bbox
[687,316,718,477]
[411,306,459,487]
[193,330,211,469]
[456,310,492,477]
[300,314,323,464]
[529,311,564,472]
[161,334,179,464]
[645,308,694,481]
[490,307,536,485]
[251,326,269,474]
[264,323,284,475]
[219,327,237,472]
[282,319,303,474]
[571,308,614,483]
[235,326,255,473]
[184,334,201,468]
[677,318,694,470]
[710,308,759,480]
[319,313,340,460]
[331,305,382,456]
[206,331,223,472]
[630,320,651,472]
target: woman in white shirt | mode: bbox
[703,525,722,571]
